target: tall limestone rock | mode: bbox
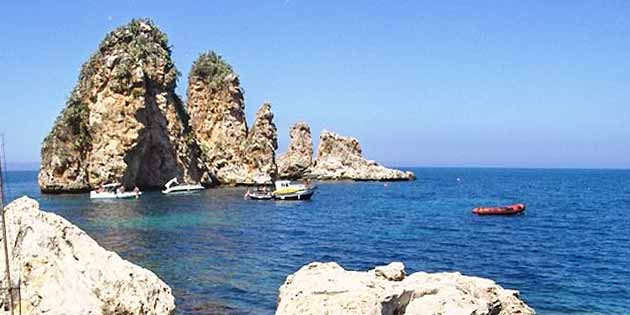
[39,19,207,192]
[242,102,279,183]
[309,130,415,181]
[187,52,278,184]
[277,122,313,179]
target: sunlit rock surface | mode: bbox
[39,19,207,193]
[277,121,313,180]
[0,197,175,314]
[276,262,535,315]
[187,52,278,184]
[308,130,415,181]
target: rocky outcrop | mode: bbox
[241,102,278,183]
[276,262,535,315]
[277,122,313,179]
[187,52,278,184]
[39,19,207,193]
[308,131,415,181]
[0,197,175,314]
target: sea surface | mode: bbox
[3,168,630,315]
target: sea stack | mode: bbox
[308,130,415,181]
[241,102,279,183]
[277,121,313,179]
[187,52,278,184]
[0,197,175,314]
[276,262,535,315]
[38,19,207,193]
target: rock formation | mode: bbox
[276,262,535,315]
[39,19,415,191]
[277,122,313,179]
[187,52,278,184]
[0,197,175,314]
[308,131,415,181]
[241,102,278,183]
[39,19,207,193]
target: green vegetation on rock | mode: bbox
[189,51,235,87]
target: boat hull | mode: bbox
[248,192,273,200]
[90,191,142,199]
[473,203,525,215]
[162,185,205,194]
[273,189,314,201]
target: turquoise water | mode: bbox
[3,168,630,314]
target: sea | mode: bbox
[3,168,630,315]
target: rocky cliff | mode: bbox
[0,197,175,314]
[309,130,415,181]
[187,52,278,184]
[39,19,207,193]
[277,122,313,179]
[276,262,535,315]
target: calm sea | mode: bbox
[3,168,630,315]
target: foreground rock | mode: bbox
[277,122,313,179]
[187,52,278,184]
[276,262,534,315]
[39,19,207,193]
[0,197,175,314]
[308,131,415,181]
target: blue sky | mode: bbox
[1,1,629,169]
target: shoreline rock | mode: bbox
[308,130,415,181]
[0,196,175,314]
[276,262,535,315]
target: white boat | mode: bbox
[272,180,315,200]
[90,183,141,199]
[162,178,205,194]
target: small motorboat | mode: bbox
[272,180,315,201]
[245,184,274,200]
[473,203,526,216]
[162,177,205,194]
[90,183,141,199]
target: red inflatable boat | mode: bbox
[472,203,526,216]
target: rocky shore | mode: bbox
[39,19,414,193]
[0,197,175,314]
[276,262,535,315]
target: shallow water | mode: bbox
[4,168,630,314]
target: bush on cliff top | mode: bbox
[189,51,234,86]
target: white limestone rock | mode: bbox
[276,262,534,315]
[0,197,175,315]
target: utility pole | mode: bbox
[0,135,15,315]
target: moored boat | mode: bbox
[472,203,525,215]
[90,183,141,199]
[272,180,315,201]
[162,178,205,194]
